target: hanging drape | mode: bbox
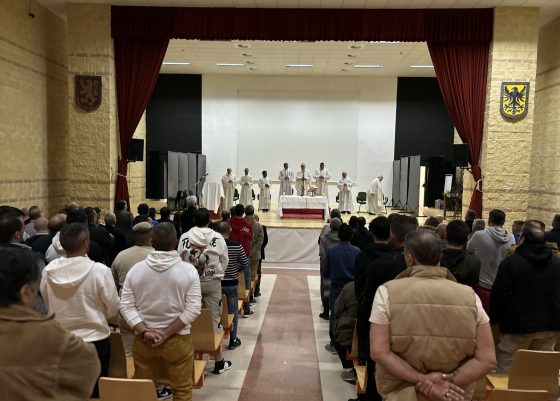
[427,42,489,217]
[114,38,169,208]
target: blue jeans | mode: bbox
[221,285,239,341]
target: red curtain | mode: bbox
[111,7,493,43]
[427,42,489,217]
[114,38,169,209]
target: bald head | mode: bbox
[152,222,177,251]
[34,217,49,233]
[133,221,153,246]
[404,228,442,266]
[48,214,66,235]
[104,213,116,227]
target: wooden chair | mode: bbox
[233,188,240,204]
[99,377,157,401]
[487,389,549,401]
[237,271,250,313]
[108,332,128,378]
[487,350,560,401]
[220,294,234,339]
[193,360,207,389]
[190,308,223,359]
[356,192,367,213]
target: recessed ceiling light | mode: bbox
[217,63,245,67]
[162,62,191,65]
[241,53,253,57]
[234,43,251,49]
[344,62,354,66]
[285,64,313,68]
[249,67,258,71]
[347,54,359,58]
[410,65,434,68]
[348,44,364,50]
[341,69,350,72]
[354,64,382,68]
[245,61,255,65]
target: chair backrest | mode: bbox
[238,270,248,299]
[356,191,367,202]
[488,389,549,401]
[508,350,560,399]
[349,324,358,359]
[220,294,229,328]
[99,377,157,401]
[234,188,239,198]
[108,331,127,378]
[190,309,218,350]
[251,189,255,199]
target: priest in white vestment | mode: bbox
[295,163,311,196]
[278,162,295,200]
[222,168,237,210]
[313,162,331,201]
[239,168,253,206]
[258,170,271,212]
[337,171,354,213]
[367,175,385,215]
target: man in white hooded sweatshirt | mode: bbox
[177,208,232,374]
[41,222,119,398]
[120,223,201,401]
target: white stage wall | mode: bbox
[202,75,397,204]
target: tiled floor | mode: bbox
[193,271,356,401]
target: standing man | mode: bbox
[278,162,294,199]
[222,168,237,211]
[467,209,515,313]
[239,168,253,207]
[337,171,354,214]
[370,229,496,400]
[314,162,331,201]
[120,223,202,401]
[258,171,271,212]
[490,222,560,372]
[245,206,264,301]
[367,175,384,215]
[296,162,311,196]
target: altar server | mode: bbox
[258,171,271,212]
[222,168,237,210]
[295,163,312,196]
[314,162,331,201]
[278,162,294,200]
[239,168,253,206]
[367,175,385,215]
[337,172,353,214]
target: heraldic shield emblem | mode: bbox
[75,75,102,111]
[500,82,529,120]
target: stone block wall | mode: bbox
[479,7,539,223]
[0,0,68,215]
[527,17,560,226]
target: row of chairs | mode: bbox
[345,325,560,401]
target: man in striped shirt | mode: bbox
[216,222,249,350]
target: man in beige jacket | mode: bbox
[370,229,496,401]
[0,247,99,401]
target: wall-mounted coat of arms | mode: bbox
[75,75,102,111]
[500,82,529,121]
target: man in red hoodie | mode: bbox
[229,204,253,317]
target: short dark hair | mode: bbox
[526,219,545,231]
[521,225,546,245]
[0,206,23,219]
[512,220,524,234]
[338,223,353,242]
[234,204,245,217]
[152,222,177,251]
[357,216,366,228]
[390,215,419,242]
[405,228,442,266]
[160,207,171,220]
[465,209,476,221]
[66,209,88,224]
[245,205,255,216]
[194,208,211,227]
[137,203,149,215]
[488,209,506,226]
[330,209,341,220]
[221,210,231,221]
[446,220,469,246]
[552,214,560,230]
[369,216,390,241]
[0,248,43,307]
[215,222,231,236]
[48,214,66,234]
[0,214,24,243]
[424,216,440,228]
[148,208,157,219]
[348,216,358,228]
[84,207,97,225]
[115,200,127,211]
[28,206,41,219]
[60,223,90,253]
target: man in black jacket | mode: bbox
[440,220,481,287]
[356,214,418,401]
[490,222,560,372]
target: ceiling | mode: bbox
[35,0,560,77]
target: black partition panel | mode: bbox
[392,160,401,207]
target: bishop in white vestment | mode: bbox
[337,172,354,213]
[239,168,253,206]
[278,162,295,200]
[367,175,385,215]
[295,163,311,196]
[313,162,331,200]
[258,171,271,211]
[222,168,237,210]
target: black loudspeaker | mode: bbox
[127,139,144,162]
[453,144,469,167]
